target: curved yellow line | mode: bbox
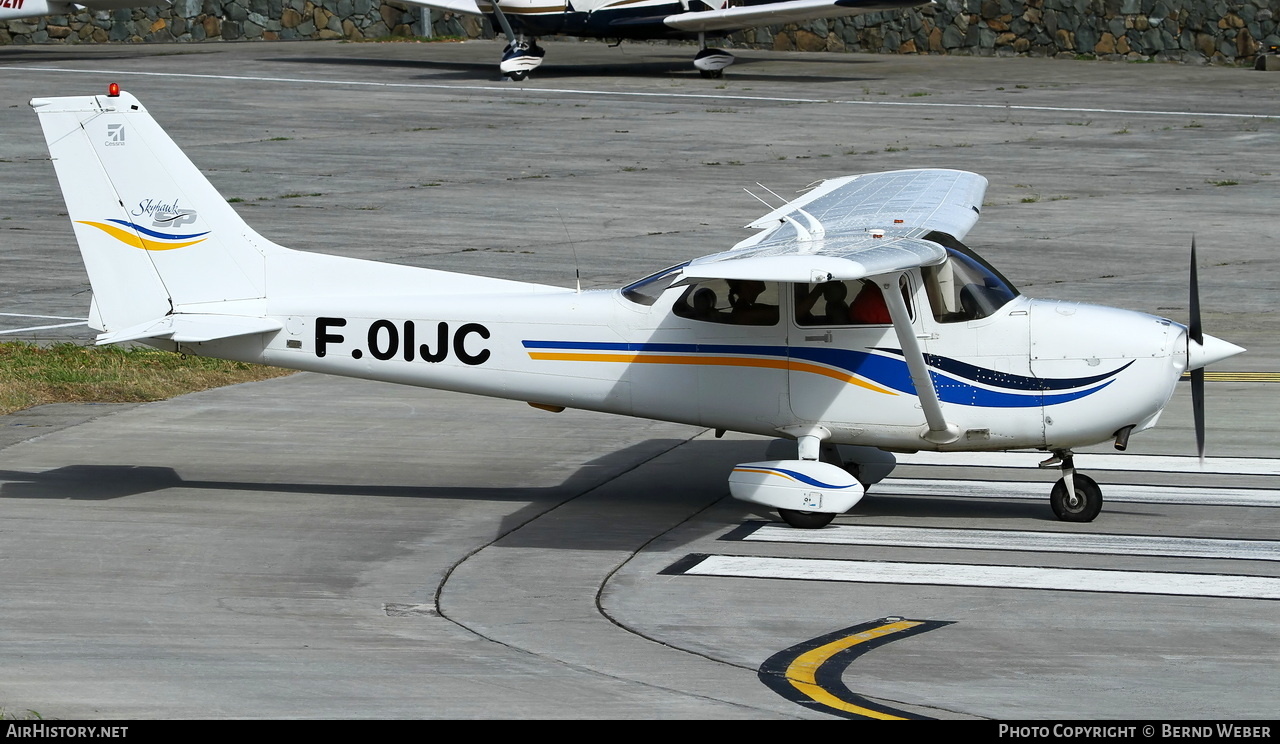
[527,351,896,395]
[732,467,798,482]
[786,360,897,395]
[76,221,207,251]
[785,620,923,720]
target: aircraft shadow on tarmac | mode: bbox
[0,439,1095,554]
[272,54,881,84]
[0,48,222,63]
[0,438,683,501]
[0,439,754,548]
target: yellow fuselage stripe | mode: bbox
[733,467,798,482]
[784,620,924,720]
[527,352,896,395]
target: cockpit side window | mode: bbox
[621,262,688,306]
[921,243,1018,323]
[674,279,780,326]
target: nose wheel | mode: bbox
[1045,451,1103,522]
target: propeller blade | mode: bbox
[1191,367,1205,462]
[1188,236,1202,345]
[1188,237,1205,462]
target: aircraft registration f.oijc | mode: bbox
[29,87,1243,528]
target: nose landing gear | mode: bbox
[1043,450,1103,522]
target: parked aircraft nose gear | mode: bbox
[501,39,546,81]
[1048,450,1103,522]
[694,47,735,78]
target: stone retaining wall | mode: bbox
[3,0,1277,66]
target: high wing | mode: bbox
[678,168,987,284]
[661,0,931,34]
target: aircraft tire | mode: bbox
[778,509,836,529]
[1050,473,1103,522]
[507,71,528,82]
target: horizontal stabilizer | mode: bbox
[96,315,283,345]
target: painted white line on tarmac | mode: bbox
[746,524,1280,561]
[0,313,85,320]
[876,478,1280,507]
[684,555,1280,600]
[0,321,87,335]
[8,66,1276,120]
[892,451,1280,477]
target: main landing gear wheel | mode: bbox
[1050,473,1103,522]
[699,69,723,79]
[778,508,836,529]
[507,71,528,82]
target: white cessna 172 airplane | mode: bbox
[31,87,1244,528]
[0,0,167,21]
[410,0,929,79]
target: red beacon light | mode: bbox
[107,83,120,97]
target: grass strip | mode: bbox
[0,341,293,416]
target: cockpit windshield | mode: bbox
[921,236,1018,323]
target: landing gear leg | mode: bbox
[776,428,837,529]
[1046,450,1103,522]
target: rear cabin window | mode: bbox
[794,278,911,326]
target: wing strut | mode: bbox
[882,273,960,445]
[489,1,517,44]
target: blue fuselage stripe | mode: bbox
[523,340,1122,408]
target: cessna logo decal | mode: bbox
[105,123,125,146]
[315,317,491,365]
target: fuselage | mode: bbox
[183,245,1187,455]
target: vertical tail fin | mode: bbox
[31,90,284,336]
